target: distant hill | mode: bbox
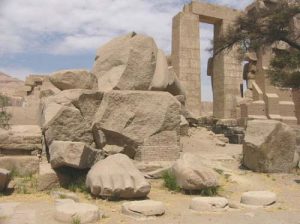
[0,71,24,96]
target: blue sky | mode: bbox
[0,0,253,101]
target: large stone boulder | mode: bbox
[92,90,181,161]
[243,120,296,173]
[86,154,151,199]
[49,141,103,169]
[171,153,219,191]
[41,90,103,147]
[0,125,42,155]
[92,32,158,91]
[0,168,11,191]
[49,69,97,91]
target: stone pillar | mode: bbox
[213,21,243,118]
[172,11,201,116]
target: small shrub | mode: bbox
[162,171,180,192]
[0,93,11,129]
[15,174,37,194]
[67,176,88,194]
[71,216,81,224]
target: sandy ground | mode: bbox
[1,127,300,224]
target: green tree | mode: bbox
[0,93,11,129]
[213,0,300,88]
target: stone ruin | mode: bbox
[0,1,300,222]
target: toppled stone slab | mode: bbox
[55,202,100,223]
[0,125,42,155]
[49,141,103,169]
[0,156,39,176]
[93,90,181,161]
[243,120,296,173]
[172,153,219,191]
[241,191,277,206]
[92,32,158,91]
[122,200,165,219]
[86,154,151,199]
[0,168,11,191]
[190,197,228,212]
[49,69,98,90]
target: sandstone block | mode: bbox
[0,156,39,176]
[49,141,103,169]
[0,125,42,155]
[93,91,180,161]
[49,69,97,90]
[243,120,296,173]
[37,163,59,191]
[92,32,158,91]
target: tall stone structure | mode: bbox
[240,1,299,125]
[172,1,243,118]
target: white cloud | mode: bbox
[0,0,253,55]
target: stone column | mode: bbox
[213,20,243,118]
[172,11,201,116]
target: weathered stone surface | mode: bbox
[37,163,59,191]
[44,106,93,146]
[41,90,103,147]
[0,168,11,191]
[55,202,100,223]
[0,156,39,176]
[243,120,296,173]
[49,141,103,169]
[49,69,97,90]
[86,154,151,199]
[92,32,158,91]
[93,91,181,161]
[122,200,165,218]
[149,49,170,91]
[241,191,277,206]
[190,197,228,212]
[0,125,42,155]
[171,153,219,190]
[180,115,189,136]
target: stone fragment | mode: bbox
[122,200,165,218]
[49,141,103,169]
[37,163,59,191]
[0,156,39,176]
[243,120,296,173]
[93,90,180,161]
[86,154,151,199]
[0,125,42,155]
[190,197,228,212]
[0,168,11,191]
[171,153,219,190]
[92,32,158,91]
[103,144,124,156]
[54,199,76,206]
[55,202,100,223]
[241,191,277,206]
[44,106,94,146]
[49,69,97,90]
